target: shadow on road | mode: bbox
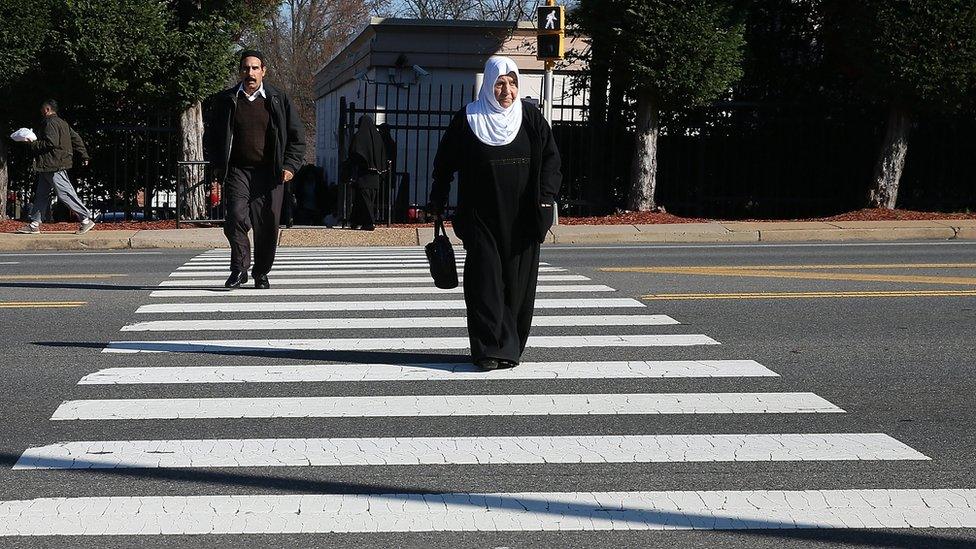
[0,453,971,546]
[34,341,472,366]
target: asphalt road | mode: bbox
[0,241,974,548]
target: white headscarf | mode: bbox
[466,56,523,146]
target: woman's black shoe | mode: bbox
[224,271,248,288]
[254,274,270,289]
[475,358,500,371]
[498,359,518,369]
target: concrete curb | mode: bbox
[0,221,974,251]
[0,231,138,251]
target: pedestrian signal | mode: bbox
[537,33,564,61]
[538,6,564,32]
[537,5,565,61]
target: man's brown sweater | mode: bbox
[229,95,271,167]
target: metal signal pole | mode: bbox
[537,0,563,125]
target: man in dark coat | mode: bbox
[14,100,95,235]
[204,50,305,289]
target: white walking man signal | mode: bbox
[545,11,557,29]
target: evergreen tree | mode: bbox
[574,0,747,211]
[826,0,976,209]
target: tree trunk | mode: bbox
[0,138,8,221]
[868,104,911,209]
[179,100,207,220]
[627,90,660,211]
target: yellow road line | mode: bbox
[0,301,87,308]
[603,265,976,286]
[604,263,976,271]
[667,268,975,286]
[641,290,976,301]
[0,274,127,281]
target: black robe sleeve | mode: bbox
[429,109,467,211]
[538,118,562,203]
[521,103,562,203]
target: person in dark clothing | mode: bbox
[203,49,305,289]
[347,116,388,231]
[378,123,397,171]
[429,56,562,371]
[281,179,297,228]
[14,100,95,235]
[378,123,405,222]
[294,164,328,224]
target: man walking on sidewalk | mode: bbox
[14,100,96,235]
[204,50,305,289]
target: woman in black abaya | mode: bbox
[429,56,562,371]
[348,115,388,230]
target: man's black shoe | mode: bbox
[224,271,248,288]
[254,274,270,289]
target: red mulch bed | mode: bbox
[561,208,976,225]
[560,211,708,224]
[2,208,974,233]
[0,220,193,232]
[813,208,976,222]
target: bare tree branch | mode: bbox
[397,0,534,21]
[249,0,387,163]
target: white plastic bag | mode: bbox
[10,128,37,142]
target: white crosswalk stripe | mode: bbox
[2,489,972,535]
[178,261,521,270]
[186,255,465,262]
[168,266,568,277]
[135,297,646,313]
[50,392,843,420]
[196,247,432,254]
[101,334,720,353]
[158,274,590,286]
[78,359,775,384]
[14,433,927,469]
[4,247,952,540]
[120,314,679,332]
[148,284,614,298]
[185,256,449,262]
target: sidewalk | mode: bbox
[1,220,975,251]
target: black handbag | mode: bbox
[425,218,459,289]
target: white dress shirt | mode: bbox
[237,83,267,102]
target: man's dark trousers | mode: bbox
[223,166,283,276]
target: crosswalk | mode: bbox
[4,246,975,538]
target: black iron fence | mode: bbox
[339,81,477,225]
[6,99,972,224]
[652,105,976,218]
